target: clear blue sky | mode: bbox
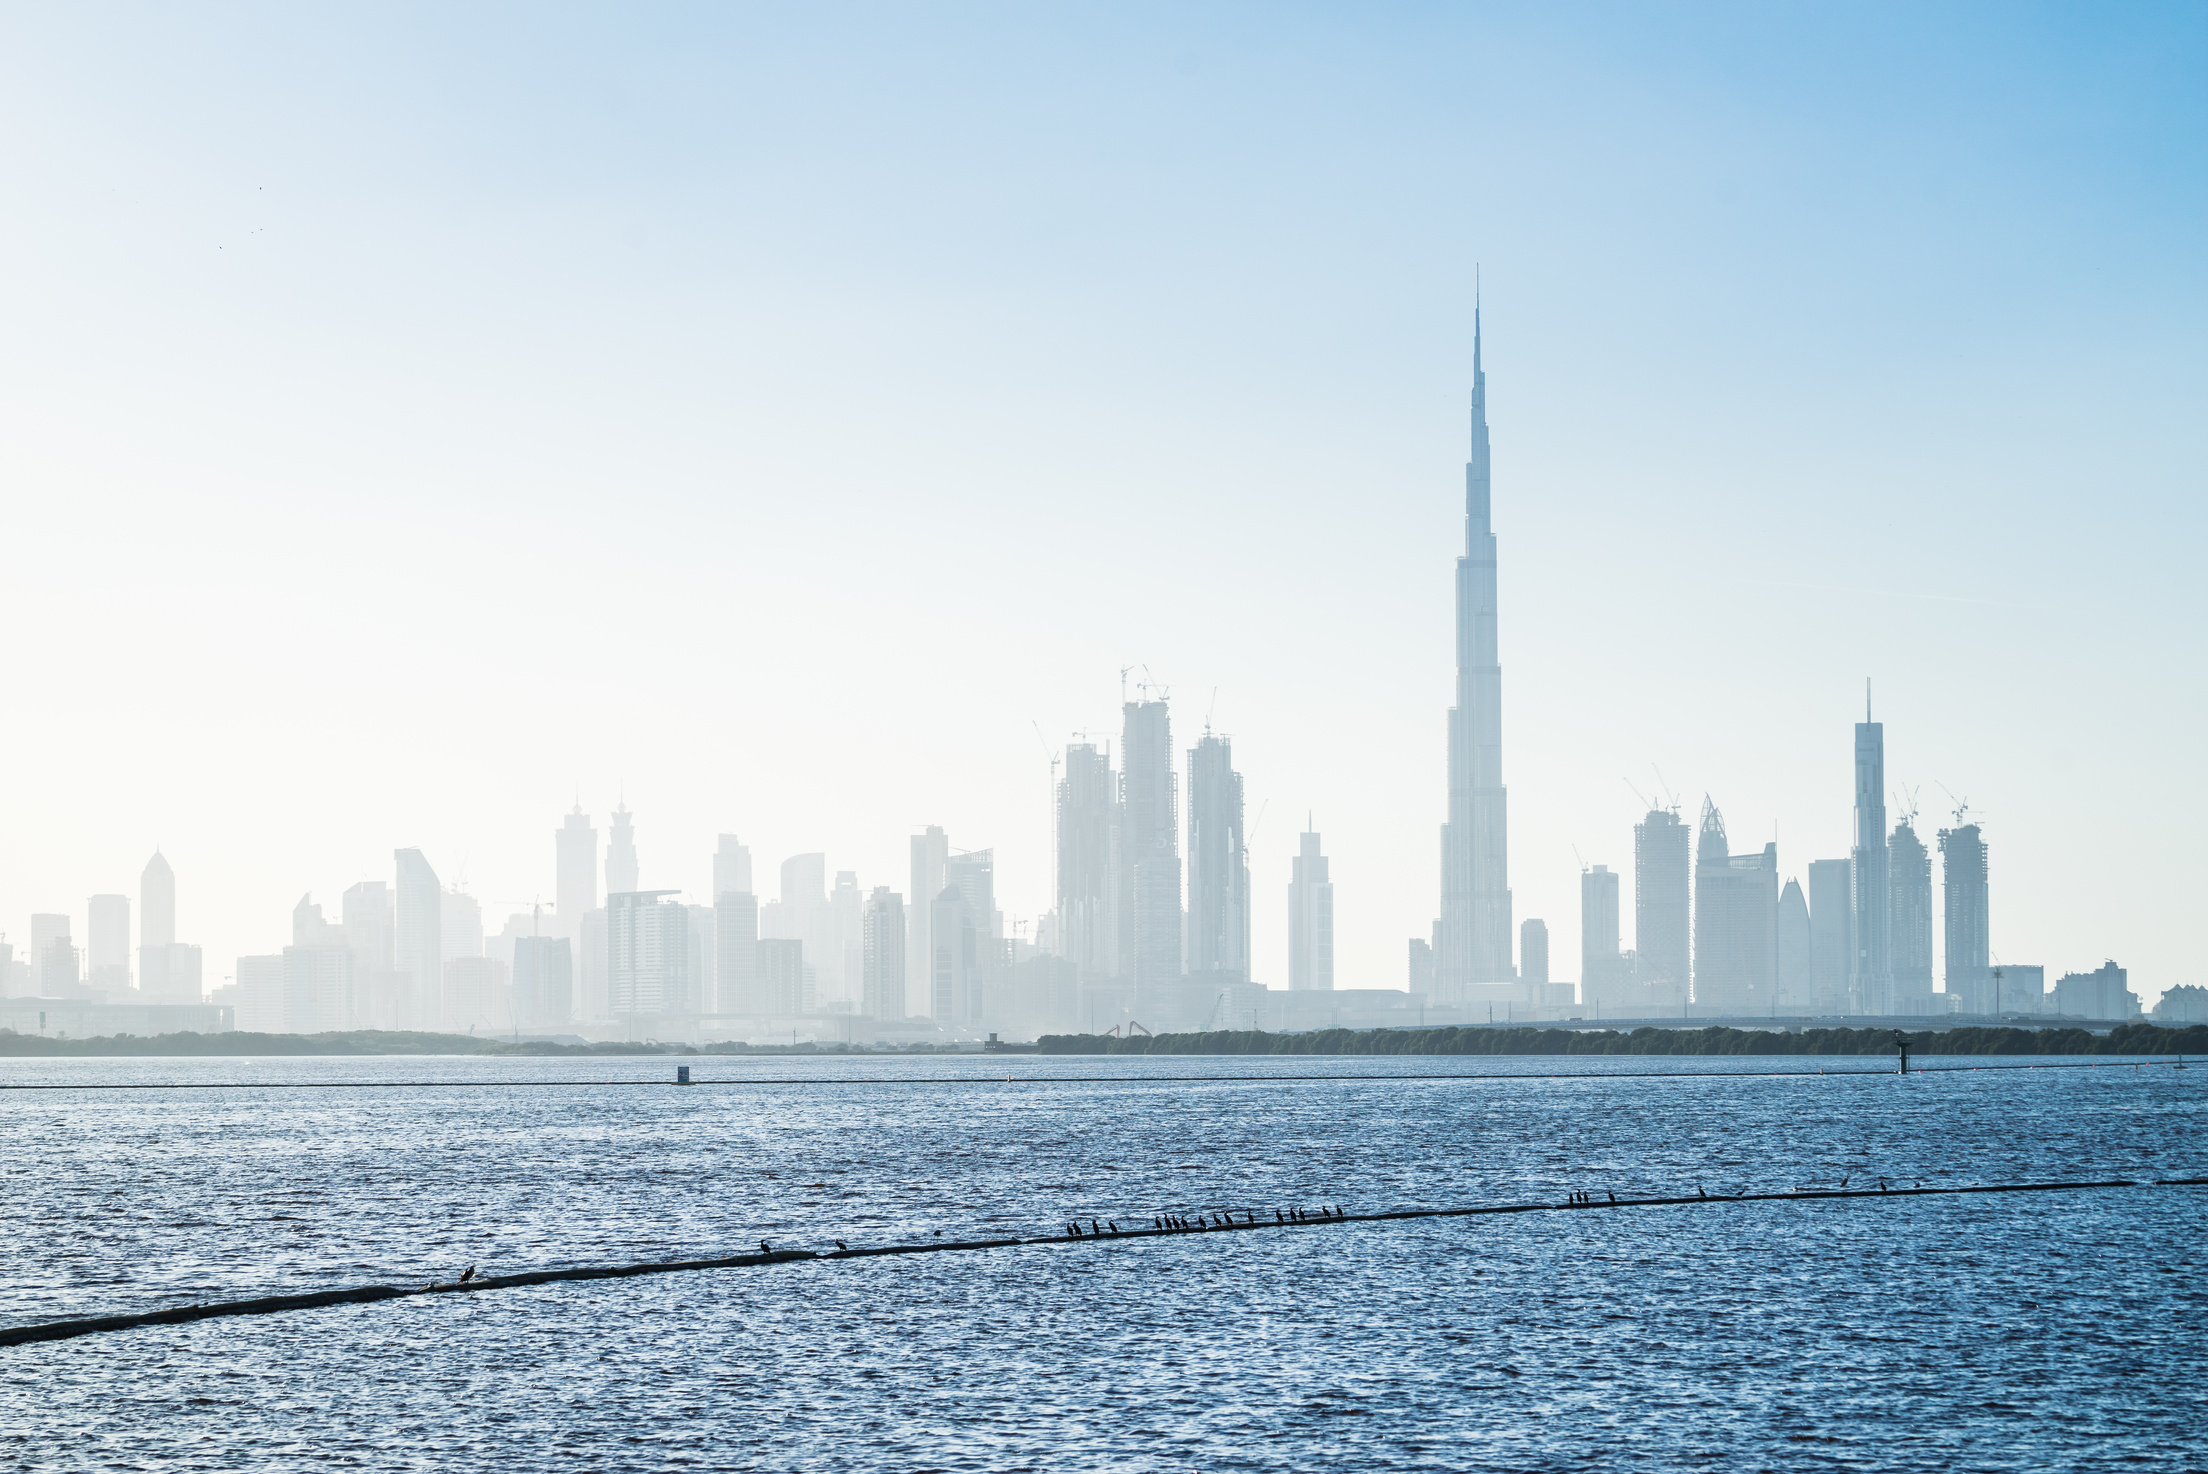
[1,3,2201,1003]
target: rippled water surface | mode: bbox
[0,1053,2200,1470]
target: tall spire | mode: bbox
[1436,282,1511,997]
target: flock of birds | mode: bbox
[457,1176,1918,1280]
[1066,1205,1348,1237]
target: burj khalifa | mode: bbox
[1434,302,1513,998]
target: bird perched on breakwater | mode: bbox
[459,1266,475,1284]
[1697,1186,1707,1200]
[834,1241,848,1252]
[1607,1192,1616,1204]
[760,1240,772,1253]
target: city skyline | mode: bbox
[1,7,2199,1011]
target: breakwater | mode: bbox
[5,1176,2200,1349]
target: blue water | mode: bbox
[0,1053,2199,1469]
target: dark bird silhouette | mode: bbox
[1108,1221,1119,1234]
[1840,1177,1850,1190]
[760,1240,772,1253]
[1697,1186,1707,1199]
[459,1266,475,1284]
[1607,1192,1616,1204]
[834,1241,848,1252]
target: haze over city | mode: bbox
[2,4,2201,1016]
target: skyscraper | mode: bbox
[1633,808,1690,1005]
[712,835,752,902]
[1776,879,1811,1008]
[1287,824,1334,992]
[1850,693,1891,1015]
[140,852,174,948]
[1937,822,1989,1012]
[1436,300,1512,999]
[512,935,573,1029]
[605,803,639,896]
[608,890,689,1024]
[1889,819,1933,1010]
[1520,919,1549,990]
[862,888,905,1021]
[86,894,130,993]
[394,848,442,1030]
[556,806,598,938]
[139,850,194,1001]
[908,827,948,1019]
[931,850,996,1026]
[1184,730,1248,983]
[1122,696,1181,1015]
[1807,858,1852,1013]
[1692,799,1777,1014]
[1057,743,1117,983]
[1580,865,1624,1010]
[714,890,758,1014]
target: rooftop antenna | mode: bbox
[1866,678,1873,722]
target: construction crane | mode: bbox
[1892,784,1921,828]
[1935,782,1979,828]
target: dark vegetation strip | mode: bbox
[1,1022,2204,1061]
[3,1177,2200,1350]
[1036,1022,2208,1057]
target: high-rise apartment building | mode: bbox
[756,938,806,1015]
[1633,808,1690,1006]
[1806,858,1852,1013]
[1937,823,1989,1013]
[1580,865,1625,1009]
[931,849,997,1026]
[1121,697,1181,1015]
[1520,918,1549,990]
[825,871,863,1009]
[605,804,639,896]
[557,807,598,938]
[1435,302,1512,1000]
[714,889,758,1015]
[1850,697,1892,1014]
[1692,799,1777,1014]
[1057,743,1117,983]
[442,956,506,1034]
[1287,824,1334,992]
[862,888,905,1020]
[512,935,573,1029]
[87,894,130,993]
[441,888,484,963]
[1184,731,1248,984]
[608,890,689,1022]
[1889,819,1933,1009]
[33,914,78,995]
[908,827,948,1020]
[394,848,442,1031]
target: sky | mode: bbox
[0,2,2202,1007]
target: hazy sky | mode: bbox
[2,3,2202,1005]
